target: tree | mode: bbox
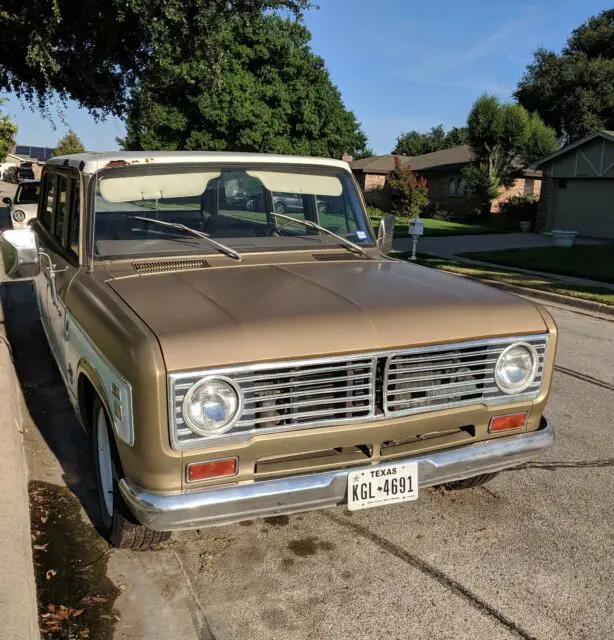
[0,0,310,117]
[387,156,429,222]
[54,129,85,156]
[122,15,369,158]
[393,125,468,156]
[0,102,18,162]
[462,95,557,214]
[515,9,614,142]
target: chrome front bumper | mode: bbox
[119,419,553,531]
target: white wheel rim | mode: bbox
[97,408,114,518]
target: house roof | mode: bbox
[351,145,541,178]
[532,130,614,168]
[47,151,351,175]
[350,146,474,174]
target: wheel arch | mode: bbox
[77,359,113,435]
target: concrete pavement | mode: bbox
[394,232,605,259]
[0,194,39,640]
[3,268,613,638]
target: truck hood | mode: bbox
[107,261,547,372]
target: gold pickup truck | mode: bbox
[0,152,556,550]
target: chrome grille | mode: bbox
[169,334,549,449]
[170,356,376,447]
[385,336,547,416]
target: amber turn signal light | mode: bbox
[489,413,527,433]
[187,457,238,482]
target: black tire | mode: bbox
[441,473,498,491]
[274,200,286,214]
[92,397,171,550]
[317,201,327,215]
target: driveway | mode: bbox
[1,268,613,639]
[394,233,605,259]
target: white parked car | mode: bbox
[3,179,40,229]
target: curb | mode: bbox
[0,313,39,638]
[439,270,614,318]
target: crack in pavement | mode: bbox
[171,549,219,640]
[322,511,538,640]
[511,459,614,471]
[554,365,614,392]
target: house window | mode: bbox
[447,177,465,197]
[523,178,535,196]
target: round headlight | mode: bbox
[13,209,26,223]
[494,343,538,394]
[182,377,242,436]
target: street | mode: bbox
[1,204,613,638]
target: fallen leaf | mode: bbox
[78,630,90,638]
[71,609,85,617]
[40,516,48,524]
[33,543,48,551]
[45,569,57,580]
[80,595,107,605]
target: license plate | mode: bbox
[347,462,419,511]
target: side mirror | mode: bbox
[2,196,11,205]
[0,229,40,279]
[377,214,396,255]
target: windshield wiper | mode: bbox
[270,212,369,258]
[134,216,241,262]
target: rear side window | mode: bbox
[67,178,81,257]
[54,176,69,244]
[40,173,56,232]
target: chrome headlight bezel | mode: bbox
[181,375,243,436]
[494,342,539,395]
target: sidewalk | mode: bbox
[0,276,39,638]
[394,232,614,292]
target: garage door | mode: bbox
[553,179,614,238]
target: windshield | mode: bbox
[93,166,373,259]
[15,182,40,204]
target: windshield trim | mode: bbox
[89,162,375,262]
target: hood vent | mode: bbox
[132,258,210,275]
[312,252,367,261]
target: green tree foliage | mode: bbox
[0,0,310,116]
[393,125,468,156]
[387,156,429,221]
[122,15,369,157]
[462,95,557,213]
[515,9,614,142]
[54,129,85,156]
[0,102,18,162]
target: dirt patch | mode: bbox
[287,537,335,557]
[263,515,290,527]
[30,481,120,639]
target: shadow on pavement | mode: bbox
[0,279,102,530]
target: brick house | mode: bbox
[351,145,541,216]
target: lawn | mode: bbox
[461,244,614,285]
[368,210,505,238]
[392,253,614,307]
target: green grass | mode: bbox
[368,210,505,238]
[461,244,614,285]
[394,253,614,307]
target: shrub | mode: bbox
[364,187,391,211]
[498,195,539,229]
[422,202,456,221]
[387,155,429,222]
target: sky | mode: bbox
[3,0,612,155]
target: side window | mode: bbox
[54,176,69,244]
[67,178,81,257]
[40,173,56,231]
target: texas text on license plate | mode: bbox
[347,462,419,511]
